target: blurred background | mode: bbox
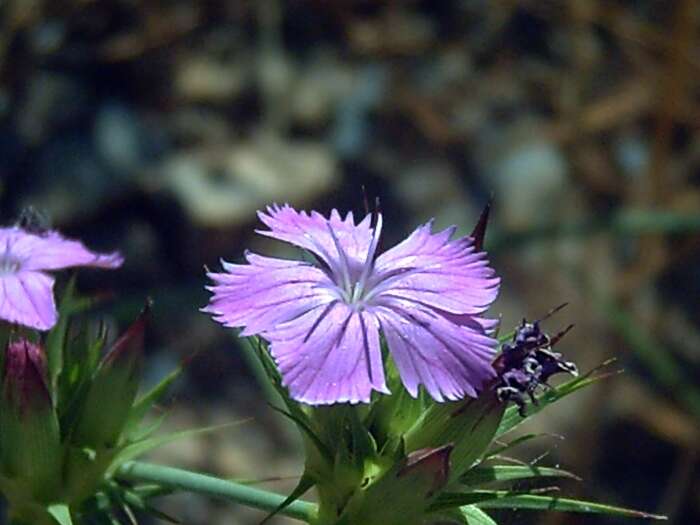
[1,1,700,524]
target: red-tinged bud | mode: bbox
[3,339,51,415]
[398,445,453,498]
[0,339,62,501]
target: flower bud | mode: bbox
[0,339,62,500]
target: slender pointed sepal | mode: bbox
[470,201,492,252]
[339,445,454,525]
[72,303,149,450]
[404,391,505,484]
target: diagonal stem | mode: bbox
[117,461,317,522]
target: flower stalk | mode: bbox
[116,461,318,522]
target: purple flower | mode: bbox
[205,204,500,405]
[0,227,123,331]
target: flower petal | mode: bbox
[373,298,497,402]
[204,252,337,336]
[2,228,123,271]
[256,204,376,277]
[372,222,499,315]
[266,302,388,404]
[0,272,57,330]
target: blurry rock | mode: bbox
[158,136,338,227]
[413,48,473,94]
[174,54,248,103]
[258,51,294,103]
[330,64,387,159]
[290,53,357,126]
[29,19,66,56]
[17,72,91,144]
[168,108,233,146]
[477,119,569,230]
[349,8,435,55]
[614,132,649,180]
[393,159,477,231]
[23,135,116,222]
[95,102,152,175]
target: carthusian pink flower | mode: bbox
[0,227,123,331]
[205,204,500,405]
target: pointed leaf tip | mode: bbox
[48,503,74,525]
[104,301,150,368]
[470,202,492,252]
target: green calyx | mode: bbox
[248,340,508,525]
[0,288,188,524]
[70,305,148,450]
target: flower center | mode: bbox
[325,214,384,311]
[347,275,370,306]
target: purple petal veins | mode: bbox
[0,227,123,331]
[205,203,501,405]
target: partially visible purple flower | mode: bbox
[205,204,500,405]
[0,227,123,331]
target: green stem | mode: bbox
[117,461,317,522]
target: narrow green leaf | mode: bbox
[460,505,498,525]
[484,433,544,458]
[109,421,248,472]
[127,412,168,442]
[260,474,315,524]
[348,406,378,465]
[495,360,618,438]
[127,361,186,432]
[432,491,666,520]
[242,337,288,408]
[48,504,73,525]
[105,482,180,524]
[604,301,700,420]
[460,465,579,487]
[45,276,77,398]
[250,337,322,455]
[57,327,107,431]
[427,505,499,525]
[269,405,333,464]
[477,493,667,519]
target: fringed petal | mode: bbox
[373,297,497,401]
[372,222,499,315]
[267,303,388,404]
[0,272,57,330]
